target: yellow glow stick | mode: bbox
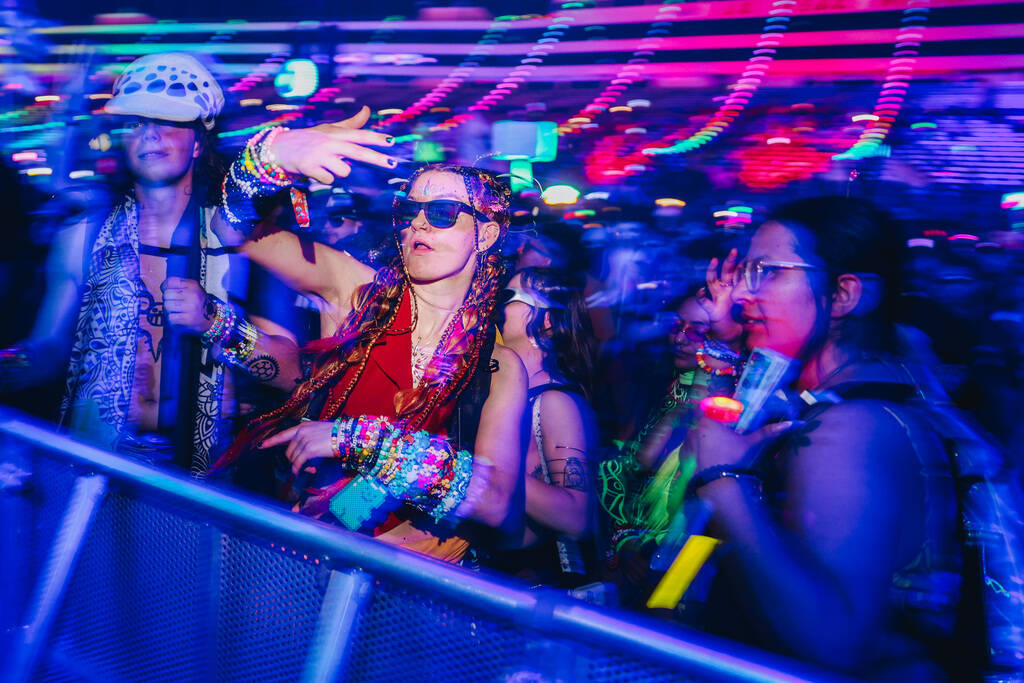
[646,534,722,609]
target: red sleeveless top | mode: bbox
[314,288,468,563]
[321,287,453,432]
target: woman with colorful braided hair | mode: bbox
[210,110,527,563]
[491,267,599,587]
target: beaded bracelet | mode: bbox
[201,299,236,346]
[220,126,293,228]
[683,464,762,500]
[253,126,290,185]
[696,346,739,377]
[221,318,259,366]
[330,418,344,459]
[327,415,473,523]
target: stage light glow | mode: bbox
[12,151,39,162]
[655,198,686,207]
[24,167,53,176]
[1000,192,1024,209]
[542,184,581,205]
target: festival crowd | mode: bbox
[2,52,1023,683]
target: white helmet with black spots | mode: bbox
[105,52,224,130]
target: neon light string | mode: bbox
[584,0,798,180]
[228,52,292,94]
[374,15,514,130]
[832,0,930,161]
[641,0,799,158]
[557,0,682,136]
[430,13,576,134]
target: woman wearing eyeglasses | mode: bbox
[209,109,527,564]
[492,267,599,587]
[687,197,962,680]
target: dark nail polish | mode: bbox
[388,158,398,167]
[385,136,395,144]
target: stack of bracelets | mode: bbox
[221,126,298,226]
[695,339,745,377]
[326,415,473,530]
[201,297,260,367]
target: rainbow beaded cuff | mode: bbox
[326,416,474,530]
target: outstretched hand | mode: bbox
[698,248,744,344]
[269,106,397,184]
[260,420,337,476]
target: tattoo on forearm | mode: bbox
[559,456,588,491]
[245,354,280,381]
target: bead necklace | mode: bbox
[410,296,462,387]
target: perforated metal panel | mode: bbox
[583,649,696,683]
[215,535,325,682]
[47,492,209,682]
[346,580,528,682]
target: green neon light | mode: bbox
[0,121,64,133]
[392,134,422,143]
[910,122,937,129]
[730,206,753,213]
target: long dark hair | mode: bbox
[517,266,598,398]
[192,122,228,207]
[767,196,904,357]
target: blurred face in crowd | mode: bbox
[399,170,496,285]
[516,236,554,270]
[670,297,710,370]
[732,220,821,359]
[500,272,536,346]
[930,262,985,318]
[122,117,199,187]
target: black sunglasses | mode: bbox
[394,197,490,229]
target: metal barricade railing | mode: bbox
[0,408,853,683]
